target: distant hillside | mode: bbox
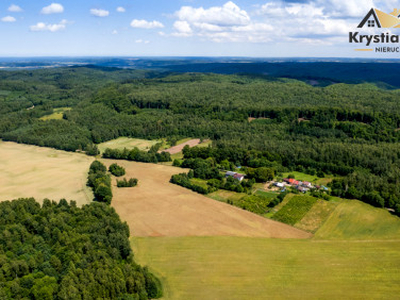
[163,62,400,88]
[1,57,400,87]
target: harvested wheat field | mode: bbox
[0,141,94,205]
[105,159,311,238]
[161,139,201,154]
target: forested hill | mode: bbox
[1,58,400,87]
[164,62,400,88]
[1,67,400,213]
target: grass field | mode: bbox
[133,237,400,300]
[281,171,336,185]
[254,190,279,200]
[0,141,93,205]
[208,189,248,203]
[190,178,208,189]
[105,159,311,238]
[315,199,400,240]
[281,171,318,182]
[98,137,162,153]
[40,107,72,121]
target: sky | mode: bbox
[0,0,399,57]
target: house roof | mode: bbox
[233,173,244,179]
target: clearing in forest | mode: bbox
[161,139,201,155]
[105,159,311,238]
[0,141,93,205]
[98,137,162,153]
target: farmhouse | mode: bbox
[225,171,245,182]
[302,181,313,188]
[274,182,285,188]
[283,178,299,185]
[296,186,309,193]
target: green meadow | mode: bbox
[133,197,400,299]
[133,237,400,300]
[315,199,400,240]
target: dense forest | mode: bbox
[1,67,400,213]
[0,198,162,299]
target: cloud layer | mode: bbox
[170,0,373,44]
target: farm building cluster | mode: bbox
[274,178,328,193]
[225,171,329,194]
[225,171,245,181]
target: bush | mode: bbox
[172,159,182,167]
[117,178,138,188]
[109,163,126,177]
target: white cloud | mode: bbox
[317,0,374,18]
[135,39,150,44]
[116,7,126,13]
[30,19,68,32]
[173,2,269,42]
[112,30,118,35]
[130,19,164,29]
[194,22,223,32]
[1,16,16,23]
[173,21,193,35]
[90,8,109,17]
[8,4,22,12]
[41,3,64,14]
[259,2,324,18]
[176,1,250,27]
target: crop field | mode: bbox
[133,237,400,300]
[98,137,162,153]
[105,159,311,238]
[0,141,93,205]
[272,195,318,225]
